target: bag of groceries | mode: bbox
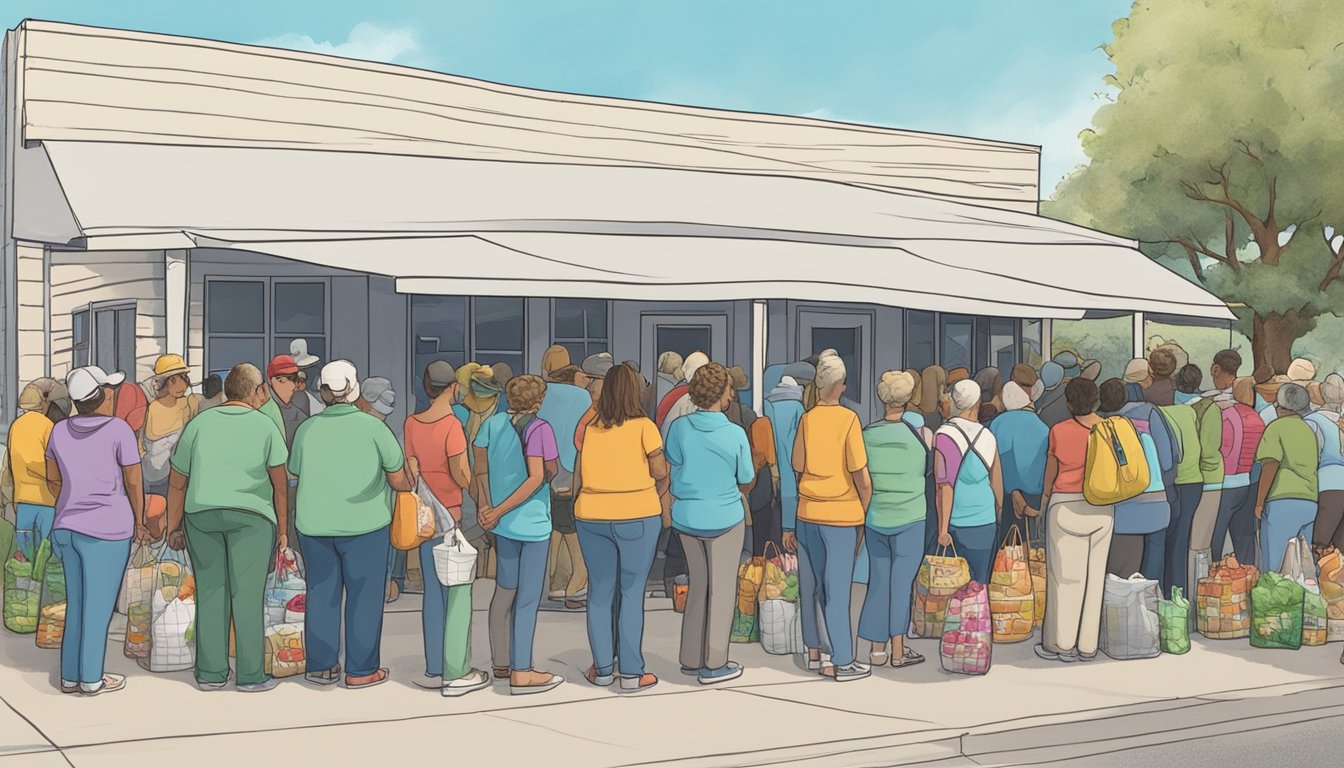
[3,528,41,634]
[265,547,305,627]
[989,526,1034,643]
[1282,531,1327,646]
[123,543,159,658]
[1196,555,1258,639]
[141,546,197,672]
[940,581,992,675]
[35,540,66,649]
[915,546,970,638]
[264,623,306,678]
[1099,573,1161,660]
[1317,547,1344,642]
[1250,571,1305,650]
[118,542,154,616]
[1158,586,1191,654]
[1026,515,1047,629]
[758,542,802,654]
[731,556,767,643]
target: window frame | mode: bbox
[78,300,137,377]
[203,276,330,380]
[71,308,91,369]
[551,298,610,362]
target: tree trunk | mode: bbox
[1251,310,1316,374]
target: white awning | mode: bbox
[26,141,1233,320]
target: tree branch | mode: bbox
[1176,236,1232,266]
[1234,139,1263,164]
[1179,243,1207,283]
[1223,212,1241,272]
[1320,231,1344,293]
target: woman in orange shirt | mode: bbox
[1029,378,1115,663]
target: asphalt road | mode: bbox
[1037,713,1344,767]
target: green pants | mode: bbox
[185,509,276,685]
[442,583,474,680]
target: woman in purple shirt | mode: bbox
[44,366,150,696]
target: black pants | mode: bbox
[1164,484,1202,595]
[1212,485,1257,564]
[750,501,782,557]
[1314,490,1344,552]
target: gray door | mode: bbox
[796,308,875,423]
[640,313,729,384]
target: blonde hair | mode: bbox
[815,352,846,393]
[876,370,915,407]
[658,351,684,376]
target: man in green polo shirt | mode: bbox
[1255,382,1320,573]
[165,363,289,693]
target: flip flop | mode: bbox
[345,668,391,689]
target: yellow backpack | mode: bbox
[1083,416,1150,506]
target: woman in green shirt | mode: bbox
[857,371,931,669]
[1255,383,1320,573]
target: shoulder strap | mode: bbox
[948,420,989,481]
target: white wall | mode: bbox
[47,248,166,381]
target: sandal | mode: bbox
[510,671,565,696]
[492,667,511,680]
[346,668,391,689]
[891,648,925,668]
[305,665,343,686]
[869,646,890,666]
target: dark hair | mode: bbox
[1176,364,1204,394]
[1212,349,1242,377]
[688,363,731,410]
[506,374,547,414]
[74,386,107,415]
[594,364,646,429]
[1098,378,1127,414]
[1149,348,1178,378]
[973,367,1002,405]
[202,374,223,400]
[1065,377,1100,416]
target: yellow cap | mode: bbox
[154,354,189,377]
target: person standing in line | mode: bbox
[571,352,613,452]
[112,378,149,436]
[1255,383,1320,573]
[574,364,669,693]
[1158,369,1205,595]
[45,366,150,695]
[1034,362,1067,428]
[989,381,1049,552]
[1184,361,1226,592]
[355,376,407,603]
[10,379,60,544]
[1210,377,1267,565]
[197,375,225,412]
[476,375,565,695]
[538,346,593,610]
[659,352,710,442]
[974,367,1004,422]
[1098,379,1169,580]
[164,363,289,693]
[767,362,813,553]
[786,352,872,682]
[1032,378,1114,663]
[404,361,489,697]
[1144,348,1179,407]
[261,355,312,556]
[1310,374,1344,558]
[858,371,931,669]
[653,351,684,417]
[141,354,202,499]
[932,379,1003,586]
[665,363,754,685]
[290,361,416,690]
[290,339,326,415]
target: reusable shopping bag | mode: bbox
[1099,573,1161,660]
[989,526,1034,643]
[35,540,66,649]
[124,543,160,658]
[1083,416,1149,506]
[940,581,992,675]
[730,555,767,643]
[119,541,156,616]
[1026,515,1047,629]
[1281,532,1327,646]
[758,543,802,654]
[1197,555,1257,639]
[914,545,971,638]
[2,527,40,634]
[265,547,306,627]
[264,623,306,678]
[1159,586,1191,654]
[141,546,197,672]
[433,528,478,587]
[1250,572,1305,650]
[391,489,435,551]
[1317,547,1344,641]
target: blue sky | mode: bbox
[3,0,1133,195]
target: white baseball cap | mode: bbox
[319,359,360,401]
[66,365,126,403]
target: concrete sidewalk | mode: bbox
[2,584,1342,767]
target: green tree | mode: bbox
[1043,0,1344,373]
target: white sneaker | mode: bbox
[441,670,490,698]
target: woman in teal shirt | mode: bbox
[858,371,932,668]
[665,363,754,685]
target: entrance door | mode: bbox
[640,313,728,386]
[797,308,874,423]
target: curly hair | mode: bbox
[506,374,547,414]
[688,362,731,410]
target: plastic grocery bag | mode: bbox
[914,546,970,638]
[1282,532,1327,646]
[123,543,159,658]
[940,581,992,675]
[415,477,457,535]
[1026,515,1047,629]
[432,528,477,587]
[265,547,306,628]
[1196,555,1258,639]
[3,529,40,634]
[989,527,1034,643]
[1250,572,1305,650]
[1099,573,1161,660]
[759,598,801,655]
[142,546,197,672]
[1317,547,1344,642]
[35,541,66,649]
[264,622,305,678]
[1159,586,1191,654]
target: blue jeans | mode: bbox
[418,536,447,677]
[1259,499,1316,574]
[1213,485,1257,565]
[1141,529,1167,586]
[50,530,130,685]
[16,503,54,549]
[858,521,925,643]
[797,521,859,667]
[1164,484,1202,594]
[576,517,660,677]
[300,526,391,677]
[494,535,550,670]
[950,522,997,585]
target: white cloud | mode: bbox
[257,22,426,66]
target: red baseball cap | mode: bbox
[267,355,301,378]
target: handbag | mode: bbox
[433,529,478,587]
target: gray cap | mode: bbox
[1040,362,1065,389]
[1277,382,1311,414]
[361,377,395,416]
[783,361,816,384]
[581,352,614,379]
[425,360,456,388]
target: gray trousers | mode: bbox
[678,522,746,671]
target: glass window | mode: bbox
[906,310,935,371]
[206,278,329,387]
[89,306,136,376]
[1021,319,1044,368]
[811,327,862,403]
[116,308,136,376]
[940,315,973,372]
[553,299,609,361]
[274,282,325,335]
[207,281,265,334]
[208,337,266,382]
[410,295,469,412]
[473,297,525,357]
[72,310,90,368]
[989,318,1017,373]
[94,308,115,373]
[656,326,712,364]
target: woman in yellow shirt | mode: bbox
[574,364,669,693]
[786,352,872,682]
[9,379,60,545]
[141,355,201,497]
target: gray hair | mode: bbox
[876,370,915,407]
[1277,382,1311,414]
[657,351,684,376]
[950,379,982,412]
[815,352,846,392]
[224,363,263,402]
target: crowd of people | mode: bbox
[6,332,1344,697]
